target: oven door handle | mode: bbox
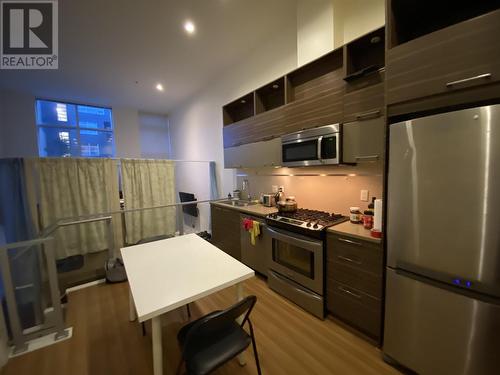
[266,226,323,251]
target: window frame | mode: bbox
[35,98,116,158]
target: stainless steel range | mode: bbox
[265,209,348,318]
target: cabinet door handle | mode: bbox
[337,255,362,265]
[337,237,363,246]
[355,109,381,120]
[355,155,379,161]
[446,73,492,88]
[338,286,362,299]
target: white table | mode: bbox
[121,233,255,375]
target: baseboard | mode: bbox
[66,279,106,293]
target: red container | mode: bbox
[362,214,373,229]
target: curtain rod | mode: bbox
[25,157,215,163]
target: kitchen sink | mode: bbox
[218,200,259,207]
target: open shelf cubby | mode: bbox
[255,77,285,114]
[389,0,500,48]
[286,48,343,102]
[344,27,385,82]
[223,92,255,126]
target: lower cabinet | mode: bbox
[210,204,241,260]
[326,232,383,342]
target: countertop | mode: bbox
[211,201,278,218]
[327,221,382,244]
[211,201,381,243]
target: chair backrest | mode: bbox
[182,295,257,359]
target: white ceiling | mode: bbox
[0,0,297,114]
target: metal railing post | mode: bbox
[0,248,27,353]
[106,217,115,259]
[42,242,68,341]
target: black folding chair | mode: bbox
[177,295,262,375]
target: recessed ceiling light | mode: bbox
[156,83,164,92]
[184,20,196,34]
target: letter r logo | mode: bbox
[2,2,53,54]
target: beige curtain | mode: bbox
[121,159,176,244]
[33,158,122,259]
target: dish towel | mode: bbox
[242,218,261,245]
[249,221,260,246]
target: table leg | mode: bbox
[129,287,137,322]
[236,282,246,366]
[152,316,163,375]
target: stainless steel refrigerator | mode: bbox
[384,104,500,375]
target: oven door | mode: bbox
[282,134,339,167]
[266,226,324,294]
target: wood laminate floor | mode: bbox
[2,276,400,375]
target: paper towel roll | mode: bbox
[373,198,383,231]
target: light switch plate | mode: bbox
[272,185,278,193]
[361,189,369,202]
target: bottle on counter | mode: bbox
[366,197,375,213]
[349,207,362,224]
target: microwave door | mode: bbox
[282,139,319,167]
[320,135,339,163]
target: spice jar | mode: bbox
[349,207,362,224]
[363,210,374,229]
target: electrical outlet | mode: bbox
[279,185,285,193]
[272,185,278,193]
[360,190,369,202]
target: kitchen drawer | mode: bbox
[387,9,500,108]
[327,233,383,275]
[343,81,385,123]
[327,280,381,339]
[342,117,385,164]
[327,262,382,299]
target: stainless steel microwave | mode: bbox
[281,124,340,167]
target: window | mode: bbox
[36,99,115,157]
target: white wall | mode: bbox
[138,112,171,159]
[0,90,38,158]
[333,0,385,45]
[297,0,334,65]
[113,107,141,158]
[168,21,298,198]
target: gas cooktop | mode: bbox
[266,208,348,237]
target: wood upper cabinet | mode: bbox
[210,205,241,261]
[342,116,385,164]
[386,8,500,114]
[343,79,385,123]
[283,70,344,134]
[326,232,383,341]
[222,48,344,150]
[223,107,285,148]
